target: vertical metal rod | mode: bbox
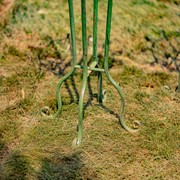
[93,0,98,62]
[81,0,88,59]
[52,0,77,118]
[77,0,88,145]
[104,0,113,70]
[93,0,103,102]
[68,0,77,65]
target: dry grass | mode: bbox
[0,0,180,179]
[0,0,14,15]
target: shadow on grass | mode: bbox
[1,149,98,179]
[37,152,86,180]
[84,75,121,123]
[0,151,31,180]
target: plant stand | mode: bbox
[46,0,140,146]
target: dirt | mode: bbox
[0,0,14,16]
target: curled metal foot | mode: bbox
[40,106,60,119]
[72,138,81,148]
[119,114,141,133]
[41,106,51,117]
[118,92,141,132]
[111,82,141,132]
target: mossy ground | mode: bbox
[0,0,180,179]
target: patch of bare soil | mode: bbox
[0,66,15,78]
[0,88,25,112]
[0,0,14,16]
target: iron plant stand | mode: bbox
[46,0,140,146]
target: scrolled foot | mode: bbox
[41,106,51,117]
[72,138,81,148]
[120,118,141,133]
[40,106,60,119]
[133,120,141,129]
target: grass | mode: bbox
[0,0,180,179]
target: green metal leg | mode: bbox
[93,0,103,103]
[104,0,140,132]
[93,0,98,64]
[77,70,88,145]
[42,0,77,119]
[76,0,88,145]
[54,0,77,118]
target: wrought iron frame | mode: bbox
[46,0,140,145]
